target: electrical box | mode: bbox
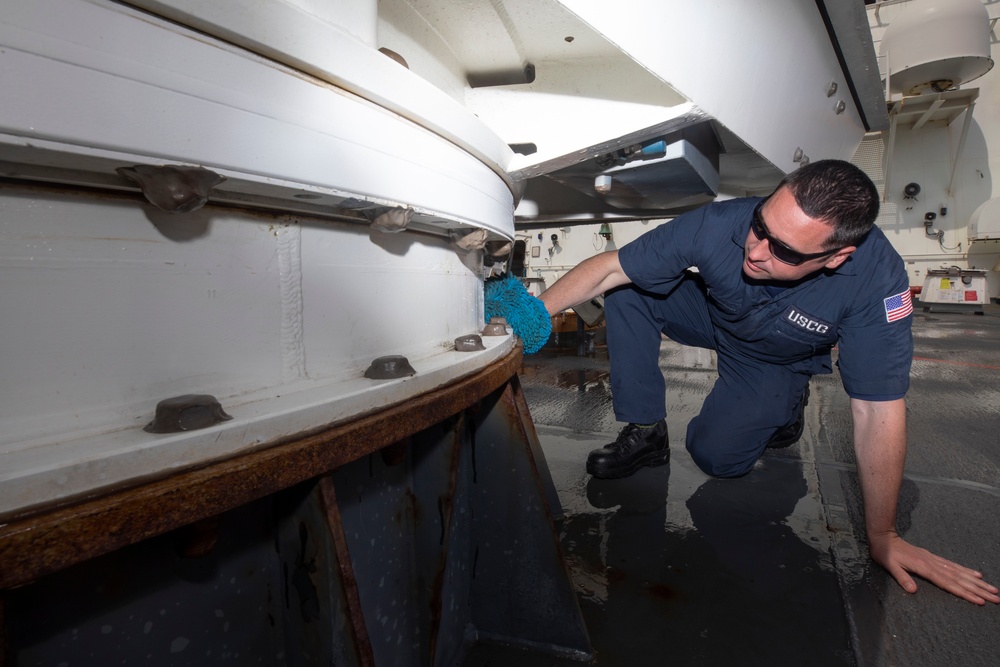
[919,268,989,313]
[571,296,606,326]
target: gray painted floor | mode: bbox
[468,304,1000,666]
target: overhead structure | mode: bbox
[461,0,888,222]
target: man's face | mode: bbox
[742,186,856,282]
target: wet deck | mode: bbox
[469,304,1000,666]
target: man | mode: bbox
[538,160,999,605]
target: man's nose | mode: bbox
[747,237,772,263]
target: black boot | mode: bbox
[586,420,669,479]
[767,385,810,449]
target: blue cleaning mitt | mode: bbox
[484,273,552,354]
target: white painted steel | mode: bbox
[466,63,693,178]
[557,0,869,173]
[1,0,515,238]
[0,184,511,516]
[969,197,1000,241]
[0,0,516,516]
[120,0,515,183]
[382,0,694,179]
[377,0,638,102]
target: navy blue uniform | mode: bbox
[608,197,913,477]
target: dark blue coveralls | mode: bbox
[608,197,914,478]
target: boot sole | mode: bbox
[586,450,670,480]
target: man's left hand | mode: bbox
[868,530,1000,605]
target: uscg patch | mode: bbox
[783,306,832,335]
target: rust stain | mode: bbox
[173,515,223,559]
[644,582,680,602]
[605,567,627,585]
[399,487,420,527]
[379,437,411,467]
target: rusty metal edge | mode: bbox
[318,476,375,667]
[506,375,562,521]
[0,347,522,591]
[427,412,464,666]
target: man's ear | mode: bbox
[823,246,856,270]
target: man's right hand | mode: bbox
[539,250,630,316]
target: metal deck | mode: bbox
[468,305,1000,666]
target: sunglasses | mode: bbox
[750,200,840,266]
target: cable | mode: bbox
[924,225,961,252]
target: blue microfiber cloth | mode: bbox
[484,273,552,354]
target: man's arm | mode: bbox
[538,250,631,316]
[851,397,999,605]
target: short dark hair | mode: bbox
[776,159,880,248]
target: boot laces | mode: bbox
[610,423,646,452]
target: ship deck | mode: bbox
[468,303,1000,666]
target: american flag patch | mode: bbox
[884,290,913,323]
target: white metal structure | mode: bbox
[1,0,881,517]
[1,0,516,516]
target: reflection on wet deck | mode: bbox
[525,427,852,666]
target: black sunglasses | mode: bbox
[750,200,840,266]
